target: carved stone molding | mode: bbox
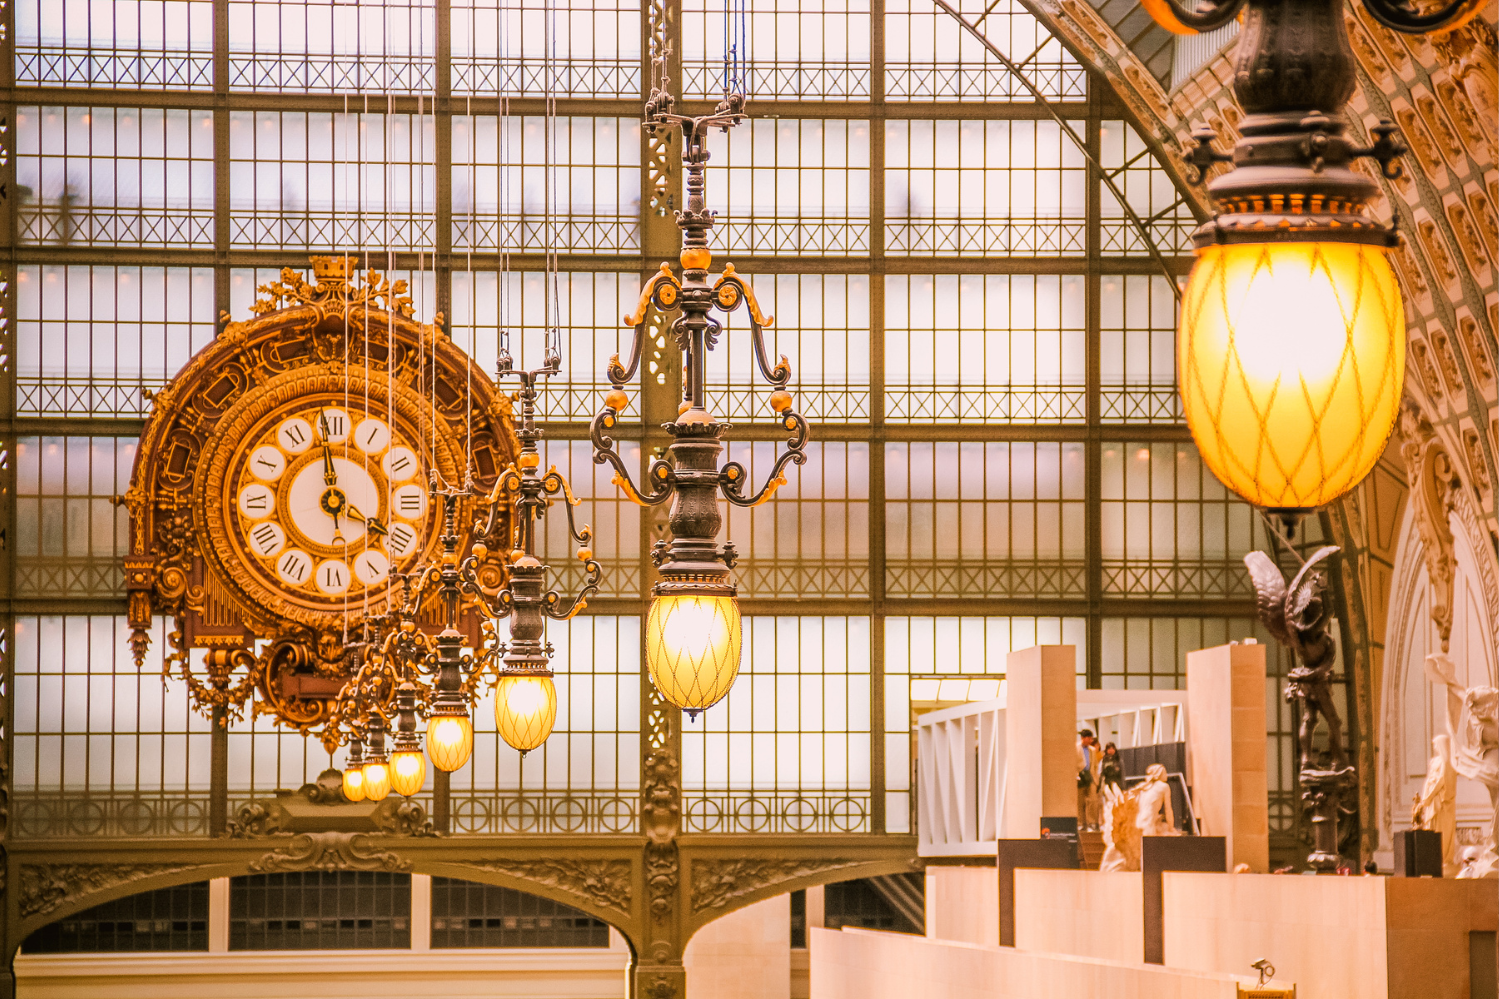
[690,857,869,913]
[463,858,632,916]
[1398,400,1460,650]
[248,832,411,873]
[19,863,204,920]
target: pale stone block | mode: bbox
[1162,872,1388,995]
[810,926,1246,999]
[685,894,792,999]
[1013,869,1143,963]
[925,866,999,946]
[1186,642,1269,872]
[1004,645,1078,837]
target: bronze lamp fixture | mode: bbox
[591,78,810,718]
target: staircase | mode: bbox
[1079,831,1106,871]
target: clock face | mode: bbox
[228,401,431,610]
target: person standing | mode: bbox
[1076,728,1102,830]
[1100,741,1124,793]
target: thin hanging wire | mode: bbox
[544,0,562,371]
[722,0,748,96]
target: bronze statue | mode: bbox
[1244,544,1353,870]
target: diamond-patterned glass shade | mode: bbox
[646,594,743,714]
[426,715,475,772]
[1178,241,1404,510]
[389,749,427,797]
[341,765,367,803]
[362,760,393,802]
[494,674,559,753]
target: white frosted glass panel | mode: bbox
[17,265,216,417]
[452,0,640,97]
[17,0,215,89]
[449,269,636,420]
[707,273,871,422]
[885,0,1083,101]
[682,617,872,833]
[682,0,870,99]
[226,0,438,93]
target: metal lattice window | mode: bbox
[23,882,211,953]
[11,616,214,839]
[16,265,216,418]
[885,119,1087,256]
[226,0,437,93]
[431,877,611,947]
[17,0,216,90]
[885,442,1087,598]
[1100,442,1268,598]
[1101,120,1197,255]
[885,274,1087,423]
[682,616,872,834]
[15,437,135,598]
[17,105,216,247]
[229,873,412,950]
[683,0,872,100]
[708,119,872,256]
[1099,274,1181,424]
[449,270,638,420]
[722,442,871,599]
[452,115,641,253]
[883,0,1085,101]
[451,0,640,98]
[227,110,437,250]
[708,274,872,423]
[447,615,643,834]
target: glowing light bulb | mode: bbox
[389,748,427,797]
[362,760,392,802]
[341,765,366,803]
[645,593,742,716]
[494,673,558,753]
[426,714,474,772]
[1178,241,1403,512]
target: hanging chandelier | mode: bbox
[332,345,603,788]
[1136,0,1488,523]
[591,68,810,717]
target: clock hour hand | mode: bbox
[319,415,338,485]
[346,503,388,537]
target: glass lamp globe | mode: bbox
[361,759,392,802]
[1177,240,1404,513]
[645,592,742,717]
[341,764,367,803]
[494,672,558,754]
[426,713,475,772]
[389,748,427,797]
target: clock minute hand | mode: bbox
[347,504,388,537]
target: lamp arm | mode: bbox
[1138,0,1246,34]
[590,404,676,507]
[1357,0,1487,33]
[543,555,603,621]
[720,409,810,508]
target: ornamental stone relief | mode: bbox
[462,858,633,918]
[19,863,206,921]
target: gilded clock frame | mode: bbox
[120,256,521,730]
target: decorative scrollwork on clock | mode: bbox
[122,256,520,732]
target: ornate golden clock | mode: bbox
[122,256,518,731]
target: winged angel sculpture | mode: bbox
[1244,545,1353,869]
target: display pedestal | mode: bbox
[1394,828,1443,877]
[1143,836,1225,964]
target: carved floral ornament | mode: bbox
[121,255,522,737]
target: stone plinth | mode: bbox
[1003,645,1077,839]
[1186,641,1269,873]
